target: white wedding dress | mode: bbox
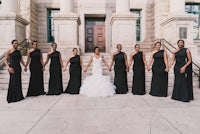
[79,57,116,97]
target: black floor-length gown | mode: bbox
[27,49,45,96]
[172,48,193,102]
[149,50,168,97]
[7,50,24,103]
[132,51,146,95]
[114,52,128,94]
[47,51,63,95]
[186,63,193,100]
[64,55,82,94]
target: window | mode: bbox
[179,27,187,39]
[130,9,142,42]
[47,9,60,43]
[185,4,200,40]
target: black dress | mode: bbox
[114,52,128,94]
[64,55,82,94]
[132,51,146,95]
[171,48,193,102]
[27,49,45,96]
[7,50,24,103]
[149,50,168,97]
[47,51,63,95]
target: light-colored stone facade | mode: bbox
[19,0,38,41]
[0,0,200,55]
[0,0,28,54]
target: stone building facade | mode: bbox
[0,0,200,57]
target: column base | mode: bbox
[110,13,138,53]
[52,12,80,57]
[0,12,29,54]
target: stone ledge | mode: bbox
[110,13,139,24]
[161,14,196,26]
[52,12,81,24]
[0,12,29,26]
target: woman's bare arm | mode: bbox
[102,55,109,69]
[4,50,14,74]
[84,55,93,72]
[163,51,169,72]
[129,52,133,67]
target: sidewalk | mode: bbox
[0,88,200,134]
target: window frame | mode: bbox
[47,8,60,43]
[130,9,142,42]
[185,3,200,40]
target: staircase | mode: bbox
[0,52,199,93]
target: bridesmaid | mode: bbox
[129,44,147,95]
[25,41,45,96]
[148,41,169,97]
[44,43,64,95]
[64,48,82,94]
[169,39,193,102]
[110,44,129,94]
[4,40,26,103]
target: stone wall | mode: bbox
[37,2,59,52]
[144,2,152,43]
[30,1,38,41]
[129,0,153,51]
[19,0,38,41]
[77,0,115,11]
[152,0,169,41]
[37,0,59,45]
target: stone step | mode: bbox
[1,80,199,91]
[0,74,198,88]
[0,68,188,79]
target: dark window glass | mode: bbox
[131,9,142,42]
[47,9,60,43]
[186,4,200,40]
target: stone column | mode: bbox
[60,0,74,13]
[1,0,18,13]
[170,0,185,15]
[116,0,130,13]
[0,0,29,55]
[52,0,80,57]
[110,0,138,55]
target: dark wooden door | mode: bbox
[85,18,105,52]
[94,25,105,52]
[85,24,94,52]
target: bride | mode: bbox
[79,46,116,97]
